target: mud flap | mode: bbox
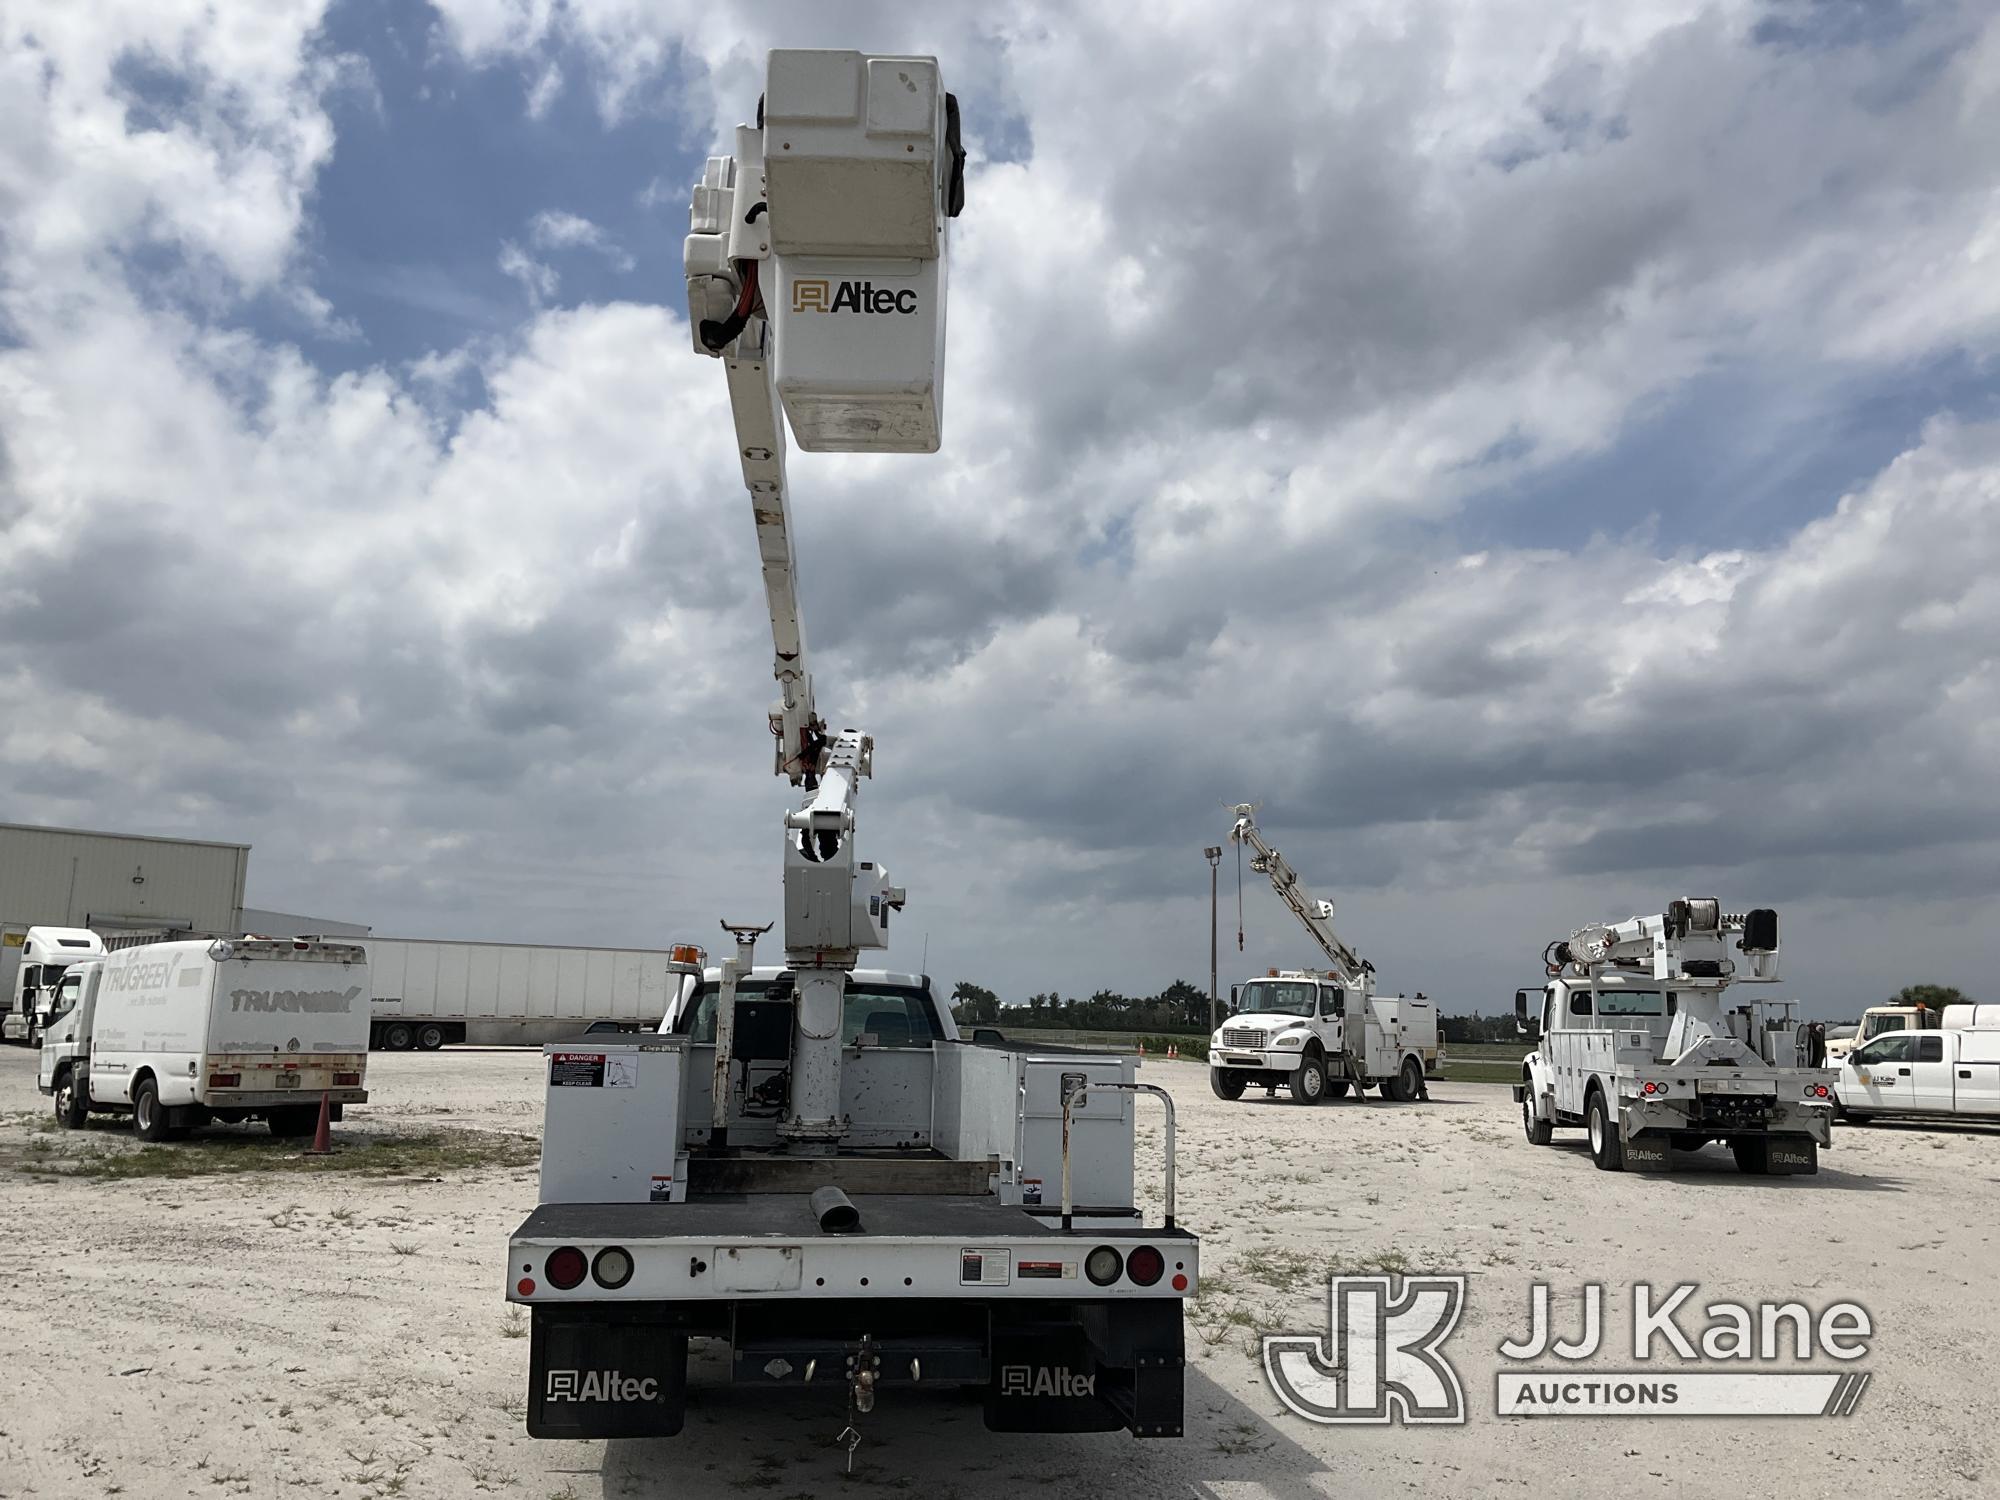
[1621,1132,1672,1173]
[1764,1136,1819,1175]
[527,1307,688,1438]
[984,1320,1119,1433]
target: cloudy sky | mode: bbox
[3,1,1997,1020]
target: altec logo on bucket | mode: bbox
[545,1369,661,1403]
[792,278,918,314]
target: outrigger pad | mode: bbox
[528,1308,688,1438]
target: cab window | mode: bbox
[1915,1035,1944,1064]
[679,979,941,1048]
[1853,1035,1917,1066]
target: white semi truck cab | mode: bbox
[1513,900,1836,1175]
[2,925,107,1046]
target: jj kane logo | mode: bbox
[1263,1276,1874,1424]
[792,278,918,315]
[999,1364,1096,1399]
[545,1369,661,1404]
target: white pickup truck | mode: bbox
[1835,1004,2000,1122]
[39,937,371,1139]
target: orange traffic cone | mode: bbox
[1137,1041,1147,1055]
[1167,1043,1178,1060]
[306,1089,333,1155]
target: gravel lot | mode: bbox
[1,1045,1995,1499]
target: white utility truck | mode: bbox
[2,925,106,1046]
[38,937,370,1140]
[1208,806,1438,1104]
[1824,1001,1946,1062]
[1513,900,1837,1174]
[1835,1004,2000,1121]
[506,51,1194,1457]
[363,936,684,1050]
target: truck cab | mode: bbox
[3,926,107,1046]
[1836,1005,2000,1121]
[1207,969,1436,1105]
[1825,1004,1943,1062]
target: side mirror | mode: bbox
[1227,984,1240,1015]
[971,1027,1004,1045]
[1515,988,1541,1042]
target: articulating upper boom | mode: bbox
[1228,805,1367,983]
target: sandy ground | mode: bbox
[1,1047,1996,1500]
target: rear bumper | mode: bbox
[205,1088,368,1108]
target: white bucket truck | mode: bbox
[2,925,106,1046]
[1514,900,1836,1174]
[1208,807,1438,1104]
[507,52,1194,1455]
[38,937,370,1140]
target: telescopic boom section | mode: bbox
[684,50,960,1150]
[1228,804,1365,981]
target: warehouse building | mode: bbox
[1,821,250,949]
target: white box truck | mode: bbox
[38,937,370,1140]
[362,937,684,1051]
[2,925,108,1046]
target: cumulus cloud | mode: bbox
[3,1,1998,1015]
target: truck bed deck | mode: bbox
[518,1194,1193,1243]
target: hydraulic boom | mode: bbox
[1228,804,1367,981]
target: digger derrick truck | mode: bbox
[1512,900,1836,1175]
[505,51,1194,1455]
[1208,806,1437,1105]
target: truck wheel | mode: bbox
[1209,1069,1247,1101]
[132,1079,171,1143]
[1585,1089,1623,1171]
[1389,1056,1424,1103]
[1327,1079,1350,1099]
[1729,1137,1771,1175]
[416,1023,446,1051]
[1521,1086,1553,1146]
[1289,1054,1328,1104]
[382,1022,415,1052]
[55,1069,88,1130]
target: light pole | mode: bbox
[1204,846,1223,1033]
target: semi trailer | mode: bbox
[362,936,683,1050]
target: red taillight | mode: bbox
[545,1246,588,1290]
[1126,1245,1165,1287]
[207,1073,240,1089]
[1171,1273,1189,1292]
[517,1277,536,1296]
[334,1072,360,1087]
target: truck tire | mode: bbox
[1388,1056,1424,1103]
[132,1079,171,1143]
[382,1022,415,1052]
[1585,1088,1623,1171]
[54,1068,88,1130]
[416,1023,446,1051]
[1521,1084,1553,1146]
[1209,1069,1247,1101]
[1289,1053,1328,1104]
[1327,1079,1350,1099]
